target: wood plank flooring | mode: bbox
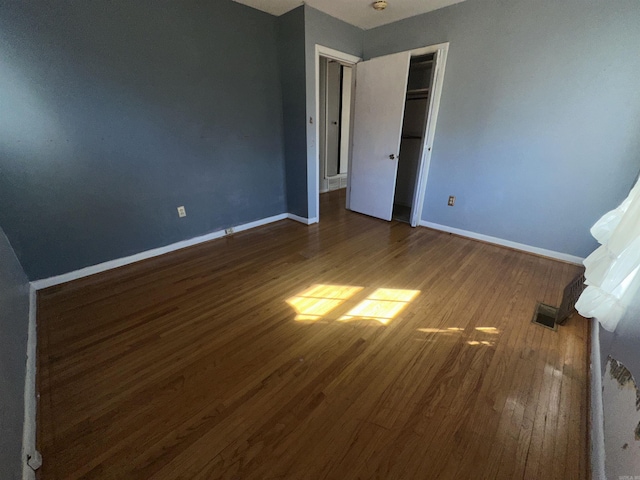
[36,189,589,479]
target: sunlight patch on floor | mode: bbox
[339,288,420,325]
[417,327,464,334]
[475,327,499,334]
[286,284,363,321]
[416,326,500,346]
[287,285,419,325]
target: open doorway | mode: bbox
[313,46,361,222]
[319,57,352,194]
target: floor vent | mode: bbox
[532,302,559,331]
[328,177,341,191]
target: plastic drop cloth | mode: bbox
[576,179,640,332]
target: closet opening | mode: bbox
[393,53,436,224]
[319,56,353,194]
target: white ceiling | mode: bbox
[233,0,467,30]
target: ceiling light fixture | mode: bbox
[372,1,388,11]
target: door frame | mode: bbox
[407,42,449,227]
[313,45,361,222]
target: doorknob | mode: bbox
[389,154,396,160]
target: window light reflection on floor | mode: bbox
[416,326,500,346]
[286,285,419,325]
[475,327,499,334]
[339,288,420,325]
[416,326,501,335]
[286,284,363,321]
[417,327,464,334]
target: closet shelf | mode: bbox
[411,60,433,68]
[406,88,430,95]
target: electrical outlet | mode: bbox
[448,196,456,206]
[177,206,186,217]
[225,227,234,235]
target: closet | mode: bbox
[348,44,448,226]
[393,54,435,223]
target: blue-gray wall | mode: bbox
[0,227,29,480]
[304,6,363,219]
[277,6,308,218]
[364,0,640,258]
[0,0,287,280]
[2,0,639,273]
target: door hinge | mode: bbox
[27,450,43,471]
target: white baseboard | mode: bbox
[590,318,606,480]
[22,286,37,480]
[287,214,318,225]
[419,221,584,265]
[22,209,319,475]
[31,213,289,290]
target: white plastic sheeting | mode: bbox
[576,180,640,332]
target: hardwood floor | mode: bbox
[36,189,589,479]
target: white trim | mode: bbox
[408,43,449,227]
[32,213,289,290]
[287,213,318,225]
[419,221,584,264]
[313,45,362,223]
[590,318,606,480]
[315,46,360,65]
[231,213,288,233]
[22,285,37,480]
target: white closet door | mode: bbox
[349,52,410,221]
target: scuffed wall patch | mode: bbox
[609,357,640,410]
[603,356,640,479]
